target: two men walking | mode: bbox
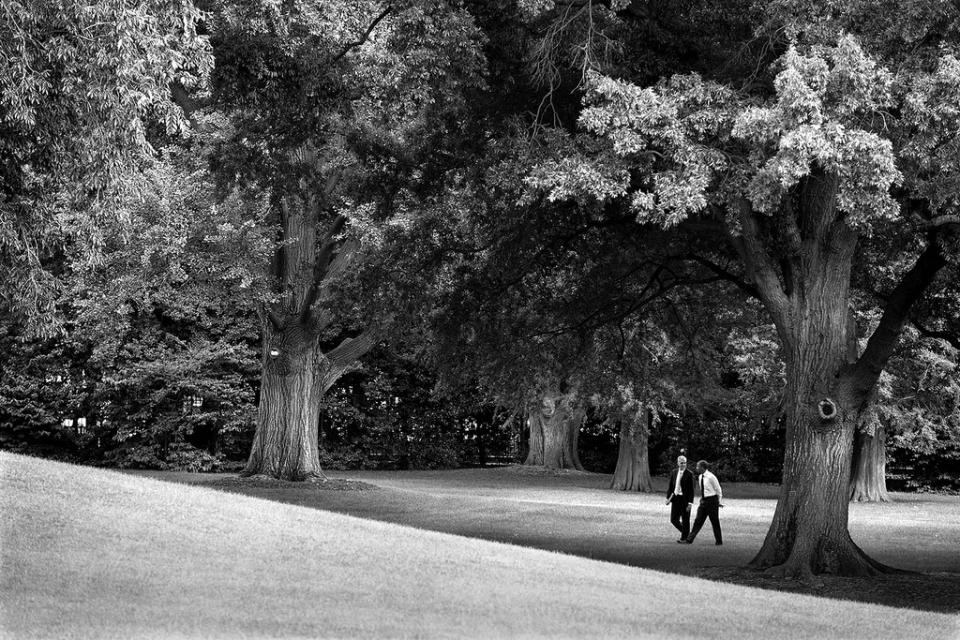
[667,456,723,545]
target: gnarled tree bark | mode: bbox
[524,394,584,470]
[610,407,653,491]
[850,425,890,502]
[243,190,377,480]
[731,176,947,577]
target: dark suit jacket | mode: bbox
[666,468,694,504]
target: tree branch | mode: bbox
[916,214,960,229]
[730,200,789,325]
[910,318,960,350]
[330,6,392,64]
[327,328,379,368]
[266,309,283,332]
[685,253,761,300]
[848,236,948,397]
[299,215,348,323]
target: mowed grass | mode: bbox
[2,453,958,639]
[145,465,960,612]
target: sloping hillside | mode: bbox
[1,452,955,639]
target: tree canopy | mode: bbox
[2,0,959,581]
[0,0,211,332]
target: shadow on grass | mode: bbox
[140,468,960,614]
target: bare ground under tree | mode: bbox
[136,466,960,614]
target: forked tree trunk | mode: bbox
[737,179,895,578]
[242,189,375,480]
[524,394,584,470]
[731,168,945,575]
[610,409,653,491]
[849,425,890,502]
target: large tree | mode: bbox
[530,4,960,576]
[204,0,484,479]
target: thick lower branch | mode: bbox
[327,329,378,367]
[730,200,789,328]
[850,237,947,396]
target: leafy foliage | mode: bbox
[0,0,212,332]
[882,336,960,492]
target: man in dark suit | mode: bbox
[665,455,694,542]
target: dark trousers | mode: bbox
[669,497,691,539]
[688,495,722,544]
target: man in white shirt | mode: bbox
[682,460,723,546]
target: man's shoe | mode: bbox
[676,538,687,543]
[715,542,723,546]
[682,539,694,544]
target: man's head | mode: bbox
[676,455,687,468]
[696,460,709,474]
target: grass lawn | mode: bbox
[2,454,958,639]
[140,464,960,613]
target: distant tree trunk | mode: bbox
[610,408,653,491]
[243,190,376,480]
[849,425,890,502]
[476,425,487,466]
[524,394,584,470]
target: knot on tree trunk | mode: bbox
[817,398,838,421]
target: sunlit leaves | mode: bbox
[884,336,960,464]
[731,39,900,224]
[900,54,960,216]
[530,34,920,232]
[0,0,212,333]
[524,154,628,205]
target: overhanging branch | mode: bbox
[910,317,960,350]
[848,236,948,396]
[685,253,761,300]
[330,6,392,64]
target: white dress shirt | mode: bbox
[700,470,722,502]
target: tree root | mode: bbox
[754,540,910,579]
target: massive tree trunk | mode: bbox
[243,320,373,479]
[610,408,653,491]
[243,190,376,480]
[849,425,890,502]
[244,324,326,480]
[524,394,584,470]
[747,240,878,576]
[732,176,947,577]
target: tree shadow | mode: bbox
[149,471,960,614]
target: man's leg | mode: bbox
[670,500,684,536]
[685,504,707,543]
[708,503,722,544]
[681,503,691,540]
